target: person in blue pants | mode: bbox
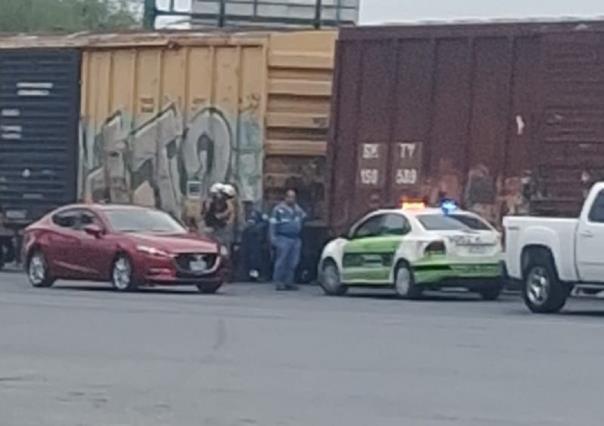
[269,189,306,291]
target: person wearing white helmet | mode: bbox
[218,184,237,252]
[201,182,236,252]
[221,184,236,199]
[209,182,224,195]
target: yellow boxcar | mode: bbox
[264,31,336,223]
[77,30,336,224]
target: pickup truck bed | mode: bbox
[504,216,579,283]
[503,182,604,313]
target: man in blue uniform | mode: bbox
[270,189,306,291]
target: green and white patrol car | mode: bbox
[318,202,504,300]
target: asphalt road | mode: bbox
[2,271,604,426]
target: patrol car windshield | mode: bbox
[417,214,491,231]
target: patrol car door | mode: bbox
[342,213,410,284]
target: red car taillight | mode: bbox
[425,241,446,257]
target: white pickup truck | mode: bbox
[504,183,604,313]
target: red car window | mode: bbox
[52,210,80,229]
[80,210,103,228]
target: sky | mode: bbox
[360,0,604,24]
[153,0,604,27]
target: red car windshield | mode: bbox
[104,209,186,234]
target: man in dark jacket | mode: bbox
[0,205,15,269]
[269,189,306,291]
[238,208,271,281]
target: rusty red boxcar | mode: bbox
[327,20,604,234]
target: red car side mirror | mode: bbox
[83,224,104,238]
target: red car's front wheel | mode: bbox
[111,255,138,292]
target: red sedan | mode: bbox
[22,204,228,293]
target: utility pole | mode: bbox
[314,0,322,29]
[143,0,156,30]
[218,0,226,27]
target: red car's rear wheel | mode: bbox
[28,250,55,288]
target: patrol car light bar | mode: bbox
[401,200,426,210]
[440,199,458,215]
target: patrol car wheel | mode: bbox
[478,282,503,301]
[320,260,347,296]
[394,262,422,300]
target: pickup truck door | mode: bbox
[576,189,604,282]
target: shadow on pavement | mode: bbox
[0,266,23,274]
[345,291,492,303]
[562,310,604,317]
[51,284,204,296]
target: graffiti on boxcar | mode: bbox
[423,158,463,206]
[419,160,534,228]
[349,141,535,229]
[464,164,497,223]
[79,98,263,219]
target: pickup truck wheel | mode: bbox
[523,254,568,314]
[319,260,348,296]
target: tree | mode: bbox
[0,0,140,33]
